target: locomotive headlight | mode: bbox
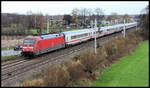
[29,47,34,50]
[28,47,34,49]
[23,47,27,48]
[28,47,34,50]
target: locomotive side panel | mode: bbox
[38,36,65,54]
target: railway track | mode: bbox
[1,27,137,82]
[1,43,91,81]
[2,58,28,69]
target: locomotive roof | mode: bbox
[40,34,60,39]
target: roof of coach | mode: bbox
[100,24,124,30]
[100,22,137,31]
[62,28,95,36]
[130,22,137,25]
[101,25,116,30]
[114,24,124,27]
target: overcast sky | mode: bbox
[1,1,149,15]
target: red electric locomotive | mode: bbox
[21,33,65,57]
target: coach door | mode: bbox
[37,41,41,54]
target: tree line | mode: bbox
[139,5,149,40]
[2,7,135,35]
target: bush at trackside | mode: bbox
[21,30,144,87]
[43,65,70,86]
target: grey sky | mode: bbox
[1,1,149,15]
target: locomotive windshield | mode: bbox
[23,40,35,45]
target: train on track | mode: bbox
[21,22,137,57]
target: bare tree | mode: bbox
[36,13,46,34]
[86,8,93,26]
[32,14,37,29]
[139,5,149,40]
[123,14,131,23]
[78,8,89,27]
[94,8,105,27]
[111,12,119,24]
[72,8,79,28]
[72,8,78,23]
[63,15,72,25]
[26,11,34,30]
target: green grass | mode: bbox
[88,41,149,87]
[62,28,81,32]
[70,28,81,31]
[30,29,38,34]
[101,24,113,27]
[26,29,38,34]
[1,47,14,50]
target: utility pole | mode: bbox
[90,20,93,28]
[59,21,62,33]
[94,19,97,54]
[136,22,137,30]
[35,15,36,29]
[123,19,126,38]
[117,19,119,31]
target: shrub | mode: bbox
[114,36,128,58]
[139,6,149,40]
[66,60,87,84]
[21,30,144,87]
[127,33,137,45]
[72,54,82,61]
[43,65,70,86]
[125,32,143,54]
[134,31,144,44]
[104,40,115,59]
[21,79,44,87]
[80,50,100,74]
[97,48,109,68]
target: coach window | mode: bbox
[82,34,85,37]
[78,35,81,38]
[71,36,76,40]
[85,33,88,36]
[80,34,83,38]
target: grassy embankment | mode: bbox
[1,48,21,61]
[89,41,149,87]
[1,47,14,50]
[2,54,21,62]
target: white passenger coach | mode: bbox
[63,22,137,45]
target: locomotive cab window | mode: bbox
[23,40,35,45]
